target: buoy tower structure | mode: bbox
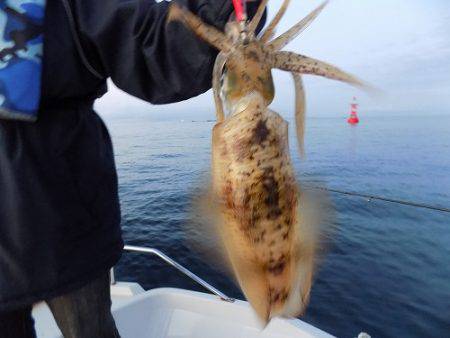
[347,97,359,125]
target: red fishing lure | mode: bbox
[232,0,246,21]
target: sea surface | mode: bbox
[102,112,450,338]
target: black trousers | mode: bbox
[0,273,120,338]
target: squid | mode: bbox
[169,0,368,324]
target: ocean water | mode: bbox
[103,112,450,338]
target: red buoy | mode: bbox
[347,97,359,125]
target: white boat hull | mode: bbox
[33,283,334,338]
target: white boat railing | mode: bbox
[111,245,235,303]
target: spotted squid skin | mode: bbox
[211,97,302,320]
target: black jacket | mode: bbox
[0,0,237,312]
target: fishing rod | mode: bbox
[304,185,450,213]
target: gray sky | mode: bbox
[96,0,450,119]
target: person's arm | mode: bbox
[71,0,263,104]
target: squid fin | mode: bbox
[282,187,334,317]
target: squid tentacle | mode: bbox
[268,1,329,51]
[260,0,291,43]
[167,3,232,52]
[272,51,367,89]
[292,73,306,157]
[213,52,228,122]
[248,0,269,35]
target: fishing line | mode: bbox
[304,186,450,213]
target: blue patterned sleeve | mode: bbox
[0,0,46,121]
